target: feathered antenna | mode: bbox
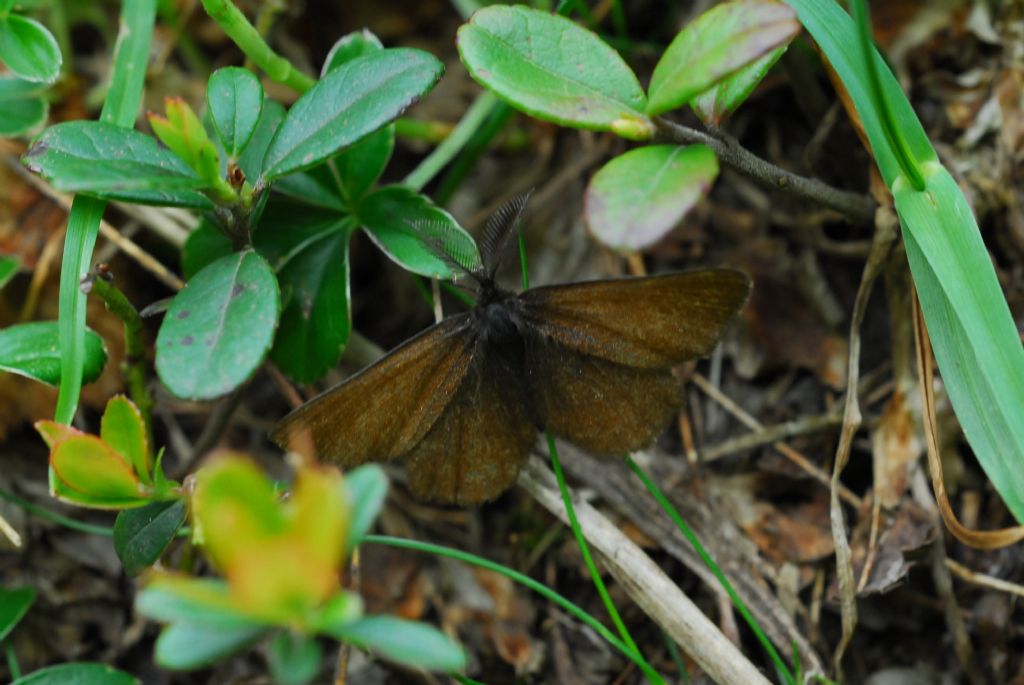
[480,190,533,281]
[405,218,484,282]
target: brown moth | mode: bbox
[273,195,751,504]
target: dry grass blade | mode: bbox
[829,206,897,675]
[912,292,1024,549]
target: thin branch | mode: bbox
[655,117,877,225]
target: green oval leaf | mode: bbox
[326,616,466,672]
[156,250,280,400]
[237,99,284,182]
[0,14,61,84]
[647,0,799,116]
[334,126,394,206]
[0,321,106,386]
[322,29,384,76]
[585,145,718,251]
[268,632,322,685]
[11,663,139,685]
[114,498,187,576]
[457,6,652,139]
[0,586,36,641]
[207,67,264,158]
[101,395,150,483]
[22,121,213,208]
[358,186,480,278]
[263,48,443,181]
[255,201,351,383]
[0,75,47,135]
[155,622,268,671]
[50,434,147,507]
[691,45,787,126]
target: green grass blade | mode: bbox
[54,0,157,425]
[896,167,1024,521]
[786,0,1024,521]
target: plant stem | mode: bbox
[624,455,794,684]
[363,535,664,684]
[199,0,314,93]
[0,487,113,537]
[395,117,453,144]
[434,102,515,206]
[81,271,154,440]
[404,91,501,192]
[547,434,640,656]
[4,640,20,680]
[655,117,876,225]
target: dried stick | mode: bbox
[519,457,772,685]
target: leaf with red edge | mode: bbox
[101,395,151,484]
[585,145,718,251]
[647,0,799,116]
[50,434,148,508]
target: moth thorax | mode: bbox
[475,298,523,345]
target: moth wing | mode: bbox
[271,315,475,465]
[403,347,536,505]
[525,335,682,455]
[519,269,751,368]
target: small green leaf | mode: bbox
[271,161,348,211]
[0,321,106,386]
[0,14,61,83]
[148,97,222,187]
[22,121,214,209]
[322,29,384,76]
[647,0,799,116]
[343,465,388,551]
[256,201,351,383]
[691,45,787,126]
[114,498,187,576]
[237,99,284,182]
[0,586,36,641]
[10,663,139,685]
[0,254,19,288]
[181,220,233,280]
[0,75,47,135]
[327,616,467,672]
[584,145,718,251]
[155,622,268,671]
[137,577,257,627]
[101,395,151,483]
[262,48,443,180]
[335,126,394,206]
[358,186,480,278]
[155,251,280,400]
[457,6,652,139]
[268,631,322,685]
[50,434,147,507]
[207,67,264,158]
